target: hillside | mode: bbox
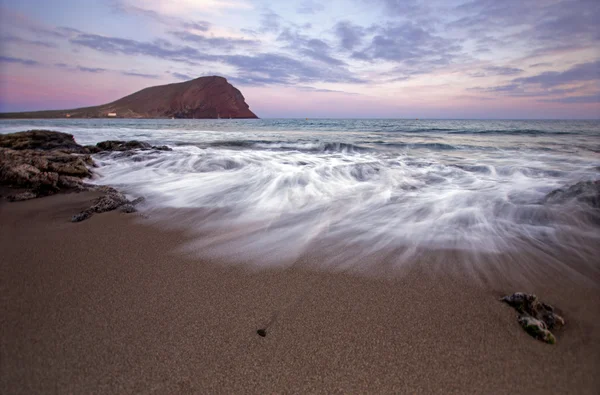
[0,76,258,119]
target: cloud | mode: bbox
[1,34,57,48]
[470,61,600,103]
[171,72,194,80]
[78,66,105,73]
[117,0,251,17]
[352,22,461,68]
[170,31,258,51]
[0,56,39,66]
[69,32,213,63]
[52,61,157,78]
[450,0,600,56]
[296,86,359,95]
[222,53,364,85]
[539,94,600,104]
[112,1,212,31]
[259,10,282,33]
[297,0,325,14]
[278,28,346,66]
[334,21,365,51]
[529,62,553,68]
[120,71,160,78]
[302,38,346,66]
[372,0,424,17]
[184,21,211,32]
[67,28,362,86]
[512,60,600,88]
[470,66,524,77]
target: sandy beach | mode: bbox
[1,190,599,394]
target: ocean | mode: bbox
[2,118,599,271]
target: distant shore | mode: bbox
[2,190,599,394]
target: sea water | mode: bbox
[2,119,599,271]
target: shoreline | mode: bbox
[2,191,599,393]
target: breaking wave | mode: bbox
[3,117,598,275]
[91,141,600,270]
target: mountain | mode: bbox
[0,76,258,119]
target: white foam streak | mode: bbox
[90,144,600,269]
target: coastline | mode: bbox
[2,191,599,394]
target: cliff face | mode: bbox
[0,76,258,119]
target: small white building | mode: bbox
[107,112,117,117]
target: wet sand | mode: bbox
[1,191,599,394]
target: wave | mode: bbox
[449,129,574,136]
[90,145,600,272]
[201,140,372,153]
[186,140,471,153]
[378,142,459,150]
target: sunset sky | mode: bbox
[0,0,598,118]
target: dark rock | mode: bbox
[84,145,102,154]
[32,172,60,195]
[501,292,565,344]
[518,316,556,344]
[92,140,172,153]
[544,180,600,208]
[58,175,85,190]
[120,204,137,213]
[257,329,267,337]
[90,190,129,213]
[95,140,152,152]
[153,145,172,151]
[7,191,37,202]
[0,130,87,153]
[70,189,144,221]
[130,196,145,206]
[71,209,93,223]
[0,141,92,193]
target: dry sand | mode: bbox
[1,191,599,394]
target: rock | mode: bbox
[95,140,152,152]
[70,188,145,221]
[544,180,600,208]
[33,172,59,195]
[71,209,93,223]
[90,190,129,213]
[120,204,137,213]
[501,292,565,344]
[153,145,172,151]
[91,140,172,153]
[0,130,87,153]
[0,137,92,194]
[58,175,85,190]
[130,196,145,206]
[84,145,102,154]
[518,316,556,344]
[7,191,37,202]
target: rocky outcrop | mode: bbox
[544,180,600,208]
[0,131,158,217]
[0,76,258,119]
[86,140,172,153]
[0,131,93,199]
[501,293,565,344]
[71,187,145,222]
[0,130,88,152]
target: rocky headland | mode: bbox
[0,76,258,119]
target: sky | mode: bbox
[0,0,599,119]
